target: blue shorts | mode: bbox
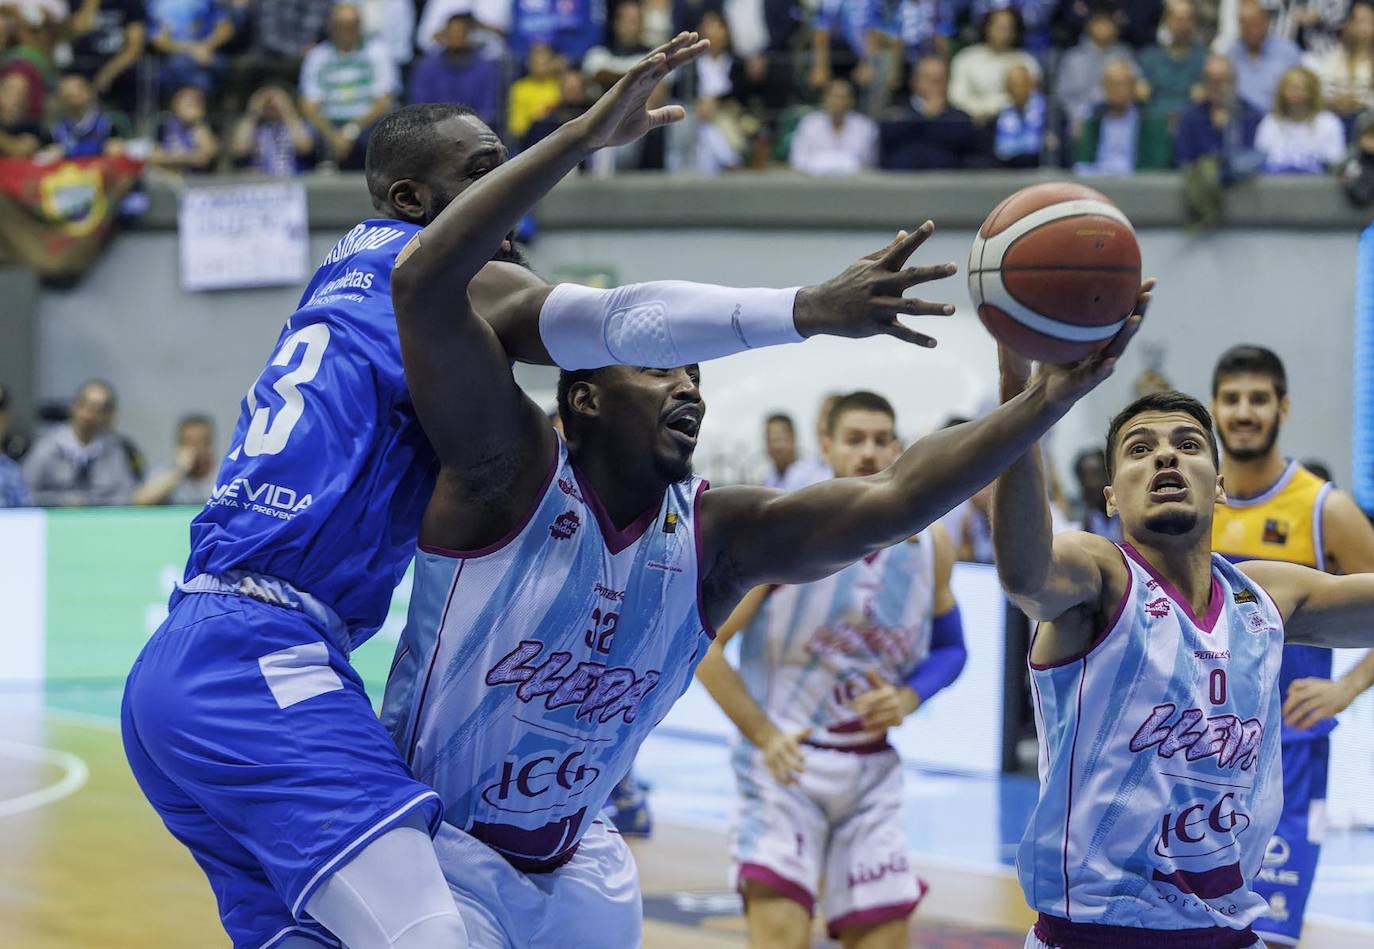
[121,590,442,949]
[1252,736,1328,946]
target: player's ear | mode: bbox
[1278,392,1290,424]
[567,379,599,422]
[386,179,426,223]
[1215,473,1227,504]
[1104,485,1117,518]
[820,434,833,465]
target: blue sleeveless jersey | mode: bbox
[185,219,434,651]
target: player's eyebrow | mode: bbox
[1120,426,1156,445]
[1172,425,1209,442]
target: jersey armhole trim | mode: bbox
[694,480,717,640]
[1312,480,1333,573]
[1028,543,1133,671]
[417,447,561,560]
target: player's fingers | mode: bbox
[793,727,813,743]
[879,321,937,348]
[865,669,885,689]
[1133,278,1158,315]
[880,220,935,270]
[861,230,909,263]
[1099,314,1144,363]
[663,37,711,71]
[885,262,959,289]
[646,105,688,128]
[872,296,954,318]
[645,30,698,63]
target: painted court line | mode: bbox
[0,739,89,818]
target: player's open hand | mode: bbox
[1033,279,1154,409]
[1283,676,1358,730]
[851,670,920,732]
[762,726,811,785]
[573,32,710,151]
[792,223,959,348]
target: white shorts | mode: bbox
[729,742,926,937]
[1024,927,1267,948]
[433,817,641,949]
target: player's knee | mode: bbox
[743,882,811,948]
[390,909,468,949]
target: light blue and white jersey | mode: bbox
[381,440,710,870]
[1019,543,1284,931]
[737,534,937,749]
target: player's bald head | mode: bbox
[365,103,505,222]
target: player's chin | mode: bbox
[1140,507,1200,537]
[653,443,696,484]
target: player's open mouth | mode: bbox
[664,406,702,446]
[1149,470,1187,501]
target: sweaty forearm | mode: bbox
[696,649,778,749]
[991,372,1054,598]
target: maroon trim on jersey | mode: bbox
[825,879,927,938]
[738,863,815,915]
[503,843,581,874]
[693,480,715,640]
[803,737,892,755]
[1034,914,1257,948]
[1122,543,1223,633]
[572,464,659,555]
[1028,545,1134,671]
[417,448,561,559]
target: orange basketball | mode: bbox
[967,182,1142,364]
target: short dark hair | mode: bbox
[177,413,213,433]
[365,103,477,206]
[1212,344,1288,399]
[765,413,794,432]
[556,368,607,441]
[826,390,896,435]
[1105,390,1219,478]
[980,6,1025,44]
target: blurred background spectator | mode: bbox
[1228,0,1302,112]
[1257,64,1346,172]
[992,63,1047,167]
[1213,0,1352,60]
[408,10,502,127]
[149,83,218,172]
[300,2,399,170]
[229,84,315,175]
[507,42,562,142]
[1139,0,1209,134]
[509,0,605,66]
[132,413,216,505]
[0,384,30,508]
[949,8,1041,124]
[22,380,140,507]
[0,69,43,155]
[670,10,753,174]
[1341,108,1374,203]
[50,71,129,157]
[65,0,147,121]
[583,1,651,93]
[879,53,977,170]
[147,0,235,96]
[1073,447,1120,540]
[789,76,876,174]
[1305,1,1374,125]
[1073,58,1172,173]
[1055,2,1139,135]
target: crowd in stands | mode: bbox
[3,0,1374,192]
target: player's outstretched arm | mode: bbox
[698,312,1141,622]
[695,588,810,785]
[1241,560,1374,649]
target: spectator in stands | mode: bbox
[1305,1,1374,122]
[673,10,750,174]
[1139,0,1209,131]
[991,62,1045,167]
[407,11,501,126]
[1074,58,1173,172]
[149,84,219,172]
[229,83,314,175]
[893,0,958,61]
[1257,64,1346,171]
[1073,447,1121,540]
[762,412,830,490]
[1056,3,1139,133]
[1176,52,1264,224]
[879,54,977,170]
[0,5,55,118]
[419,0,514,57]
[300,2,399,170]
[0,70,43,155]
[238,0,333,91]
[508,42,562,141]
[1228,0,1301,112]
[520,63,591,149]
[1212,0,1350,60]
[949,7,1041,123]
[50,72,129,157]
[66,0,147,119]
[966,0,1058,54]
[809,0,900,109]
[583,1,651,92]
[1060,0,1165,49]
[1340,108,1374,204]
[23,380,138,507]
[358,0,417,67]
[789,76,877,174]
[147,0,234,94]
[0,384,30,508]
[509,0,605,65]
[133,413,217,505]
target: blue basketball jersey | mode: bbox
[1019,544,1284,931]
[380,441,711,869]
[185,219,434,650]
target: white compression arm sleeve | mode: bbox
[538,280,804,370]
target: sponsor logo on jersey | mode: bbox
[550,511,580,540]
[1146,596,1172,618]
[1245,610,1271,634]
[1129,703,1265,771]
[1154,793,1252,860]
[647,560,683,573]
[594,583,625,602]
[847,851,911,889]
[481,748,601,810]
[662,511,678,534]
[1265,892,1291,922]
[1257,835,1300,886]
[1263,518,1289,545]
[1233,588,1257,605]
[1194,650,1230,661]
[1263,834,1291,867]
[208,477,313,519]
[485,640,661,724]
[557,477,583,502]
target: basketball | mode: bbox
[967,182,1142,364]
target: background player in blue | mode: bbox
[381,76,1154,938]
[1210,345,1374,946]
[120,32,990,949]
[990,311,1374,947]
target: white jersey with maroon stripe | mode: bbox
[736,534,937,749]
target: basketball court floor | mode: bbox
[5,677,1374,948]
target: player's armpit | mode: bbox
[1002,530,1117,624]
[1241,560,1374,648]
[468,261,555,365]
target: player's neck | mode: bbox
[1220,450,1288,501]
[572,448,665,530]
[1127,535,1216,618]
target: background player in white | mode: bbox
[697,389,966,949]
[991,298,1374,947]
[382,111,1152,938]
